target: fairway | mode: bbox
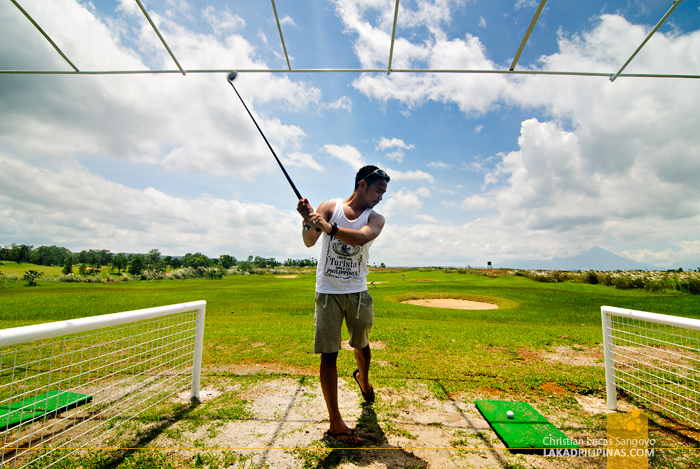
[1,270,700,467]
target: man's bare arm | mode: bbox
[308,211,385,247]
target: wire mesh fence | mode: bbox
[602,306,700,427]
[0,301,205,468]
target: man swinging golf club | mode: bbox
[297,165,390,445]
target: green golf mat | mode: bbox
[475,400,579,453]
[1,391,92,429]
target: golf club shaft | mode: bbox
[227,80,303,201]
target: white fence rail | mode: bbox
[601,305,700,426]
[0,301,206,468]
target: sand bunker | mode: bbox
[402,298,499,310]
[275,275,298,278]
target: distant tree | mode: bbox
[247,255,253,262]
[220,255,236,269]
[29,245,72,266]
[146,249,164,272]
[98,249,113,267]
[163,256,172,268]
[182,252,210,268]
[253,256,279,268]
[128,254,146,277]
[237,261,253,273]
[283,258,317,267]
[170,257,182,269]
[22,270,43,286]
[380,262,386,268]
[112,253,128,273]
[62,257,73,275]
[16,244,33,264]
[78,264,88,276]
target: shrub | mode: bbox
[23,270,44,286]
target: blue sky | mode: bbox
[1,0,700,267]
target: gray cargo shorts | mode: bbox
[314,291,374,354]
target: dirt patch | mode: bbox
[342,340,386,351]
[402,299,499,310]
[159,377,594,468]
[540,382,567,396]
[543,345,604,367]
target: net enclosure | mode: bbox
[602,305,700,428]
[0,301,206,469]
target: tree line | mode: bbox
[0,243,317,277]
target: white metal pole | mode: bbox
[601,306,617,410]
[190,302,206,401]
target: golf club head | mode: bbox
[227,71,238,82]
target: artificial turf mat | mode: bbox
[475,400,579,453]
[0,390,92,429]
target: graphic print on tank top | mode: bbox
[322,237,363,279]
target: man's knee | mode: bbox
[321,352,338,365]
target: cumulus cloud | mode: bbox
[375,137,415,151]
[203,6,245,33]
[322,144,366,169]
[0,1,321,182]
[427,161,453,169]
[0,154,302,257]
[385,168,435,183]
[326,96,353,111]
[284,152,324,172]
[334,0,508,114]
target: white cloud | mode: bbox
[478,16,487,28]
[322,144,366,169]
[334,0,509,114]
[326,96,353,111]
[0,1,321,182]
[416,186,431,197]
[381,189,423,217]
[0,154,303,258]
[279,15,296,26]
[427,161,453,169]
[375,137,415,151]
[203,6,245,33]
[385,168,435,183]
[515,0,537,10]
[385,150,405,163]
[474,125,484,134]
[284,152,324,172]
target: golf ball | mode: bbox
[506,410,514,419]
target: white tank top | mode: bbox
[315,199,373,294]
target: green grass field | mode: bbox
[2,268,700,467]
[3,269,699,396]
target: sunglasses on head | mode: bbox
[358,168,388,183]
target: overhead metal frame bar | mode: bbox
[2,68,699,79]
[134,0,185,76]
[610,0,684,82]
[387,0,401,75]
[271,0,292,70]
[11,0,79,72]
[510,0,547,71]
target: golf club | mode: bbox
[227,70,304,200]
[227,71,320,232]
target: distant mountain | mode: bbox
[494,246,656,271]
[667,260,700,271]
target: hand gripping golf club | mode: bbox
[227,71,320,231]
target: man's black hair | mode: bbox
[354,165,390,191]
